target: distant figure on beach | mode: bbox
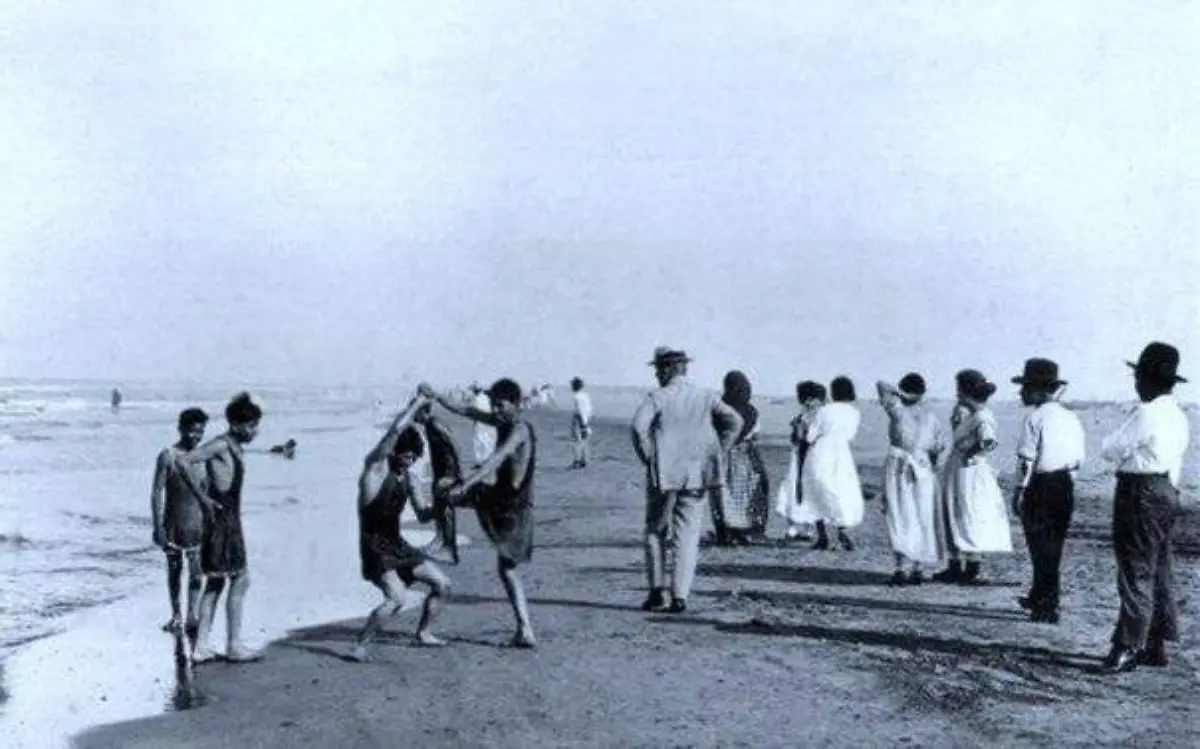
[350,396,453,661]
[1098,342,1190,674]
[469,382,497,467]
[111,388,122,414]
[934,370,1012,585]
[877,374,947,586]
[174,392,264,664]
[708,370,770,546]
[632,347,743,614]
[423,379,540,648]
[774,381,826,543]
[150,408,212,637]
[1012,358,1085,623]
[569,377,593,469]
[796,376,865,551]
[268,439,297,459]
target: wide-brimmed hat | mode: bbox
[1011,358,1067,388]
[897,373,927,401]
[956,369,997,401]
[1127,341,1187,384]
[648,346,692,367]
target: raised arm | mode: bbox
[176,435,234,464]
[418,383,503,427]
[363,396,430,472]
[711,398,745,453]
[457,422,530,494]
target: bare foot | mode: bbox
[415,631,447,647]
[162,617,181,633]
[510,631,537,649]
[225,643,264,663]
[348,644,369,663]
[192,646,218,664]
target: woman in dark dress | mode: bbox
[709,370,770,545]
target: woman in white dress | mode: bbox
[877,374,948,586]
[799,376,865,551]
[774,381,826,543]
[933,369,1013,584]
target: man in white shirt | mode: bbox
[569,378,593,469]
[1099,342,1190,674]
[1012,358,1086,624]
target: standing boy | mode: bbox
[150,408,213,636]
[1012,359,1086,623]
[1099,342,1190,673]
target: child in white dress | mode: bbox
[800,376,865,551]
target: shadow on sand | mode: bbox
[693,588,1027,623]
[697,563,896,587]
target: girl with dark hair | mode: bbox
[708,371,770,546]
[797,376,865,550]
[934,370,1013,584]
[774,381,826,542]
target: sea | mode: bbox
[0,378,420,660]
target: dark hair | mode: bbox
[796,380,827,403]
[956,369,997,402]
[178,408,208,430]
[898,373,927,399]
[571,377,584,392]
[391,427,425,459]
[831,376,856,403]
[225,392,263,425]
[488,378,523,406]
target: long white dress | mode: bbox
[942,405,1012,554]
[881,401,947,565]
[794,403,865,529]
[774,412,811,525]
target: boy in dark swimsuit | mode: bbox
[151,408,212,635]
[421,379,538,649]
[351,396,452,661]
[174,392,264,664]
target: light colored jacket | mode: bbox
[631,377,744,493]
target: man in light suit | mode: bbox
[632,347,743,613]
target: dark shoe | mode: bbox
[836,531,854,551]
[1138,641,1169,668]
[1017,595,1033,610]
[958,560,984,585]
[1030,608,1060,624]
[811,537,830,551]
[1102,648,1138,674]
[641,590,668,612]
[888,570,907,588]
[932,561,963,584]
[907,570,924,586]
[667,599,687,614]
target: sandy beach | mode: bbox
[1,389,1190,748]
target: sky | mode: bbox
[1,1,1197,400]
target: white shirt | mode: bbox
[1100,395,1190,487]
[1016,402,1087,474]
[573,391,593,426]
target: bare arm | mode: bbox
[711,398,745,452]
[176,435,234,464]
[363,397,429,471]
[434,393,504,427]
[150,450,170,538]
[458,423,530,494]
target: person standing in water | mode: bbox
[351,396,453,660]
[569,377,593,469]
[150,408,215,636]
[877,374,947,586]
[422,379,541,648]
[111,388,122,414]
[934,370,1012,585]
[174,392,265,664]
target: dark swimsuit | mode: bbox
[200,442,248,576]
[359,476,426,584]
[470,422,537,565]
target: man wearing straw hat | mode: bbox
[631,347,744,613]
[1011,358,1086,624]
[1098,342,1191,673]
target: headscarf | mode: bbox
[722,370,759,442]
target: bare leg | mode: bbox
[163,551,184,631]
[193,577,225,662]
[225,571,260,661]
[411,562,451,646]
[498,557,535,647]
[351,571,410,661]
[184,551,204,643]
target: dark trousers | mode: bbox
[1111,473,1179,651]
[1020,470,1075,612]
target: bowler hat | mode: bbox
[1011,358,1067,388]
[1127,342,1187,384]
[648,346,692,367]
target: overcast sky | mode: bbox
[1,1,1197,399]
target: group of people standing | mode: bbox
[630,341,1190,674]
